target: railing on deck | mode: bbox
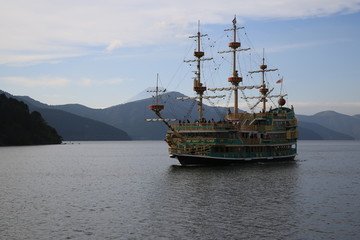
[170,122,233,131]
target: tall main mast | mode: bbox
[219,17,250,116]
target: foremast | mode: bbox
[147,75,191,148]
[148,74,165,114]
[184,21,212,121]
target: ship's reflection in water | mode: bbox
[149,162,300,239]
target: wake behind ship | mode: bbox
[147,17,298,166]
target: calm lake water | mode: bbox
[1,140,359,240]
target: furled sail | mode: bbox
[146,118,177,122]
[208,85,261,91]
[242,94,287,100]
[176,95,226,100]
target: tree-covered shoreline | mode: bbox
[0,94,62,146]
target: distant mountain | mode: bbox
[70,91,239,140]
[33,107,131,141]
[297,121,354,140]
[125,87,166,103]
[2,89,359,140]
[297,111,360,140]
[52,91,358,140]
[0,94,62,145]
[297,126,323,140]
[34,91,234,140]
[0,90,131,141]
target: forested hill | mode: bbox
[0,94,62,146]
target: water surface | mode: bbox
[1,141,359,239]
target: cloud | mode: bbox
[78,77,126,87]
[78,78,94,87]
[0,52,84,66]
[0,75,126,88]
[267,39,352,53]
[0,76,71,87]
[1,0,359,65]
[106,40,123,52]
[105,78,125,84]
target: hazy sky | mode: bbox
[1,0,360,115]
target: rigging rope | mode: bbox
[225,90,233,115]
[240,88,253,113]
[183,99,197,121]
[206,98,226,119]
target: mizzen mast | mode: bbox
[248,51,278,112]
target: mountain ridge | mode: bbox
[297,111,360,140]
[1,89,359,140]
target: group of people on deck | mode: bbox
[178,118,229,125]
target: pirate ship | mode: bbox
[147,18,298,165]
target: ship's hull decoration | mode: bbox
[148,18,298,166]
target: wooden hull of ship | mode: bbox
[173,153,296,166]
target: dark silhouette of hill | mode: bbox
[0,94,62,146]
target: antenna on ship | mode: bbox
[183,21,213,121]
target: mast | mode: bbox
[155,73,159,105]
[219,16,250,116]
[249,50,278,112]
[184,21,212,121]
[260,54,267,112]
[148,73,164,113]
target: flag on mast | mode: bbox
[232,16,237,25]
[276,77,283,84]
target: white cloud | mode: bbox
[78,77,126,87]
[0,75,126,88]
[0,52,84,66]
[106,40,123,52]
[0,76,71,87]
[105,78,125,84]
[1,0,359,65]
[78,78,94,87]
[267,39,352,53]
